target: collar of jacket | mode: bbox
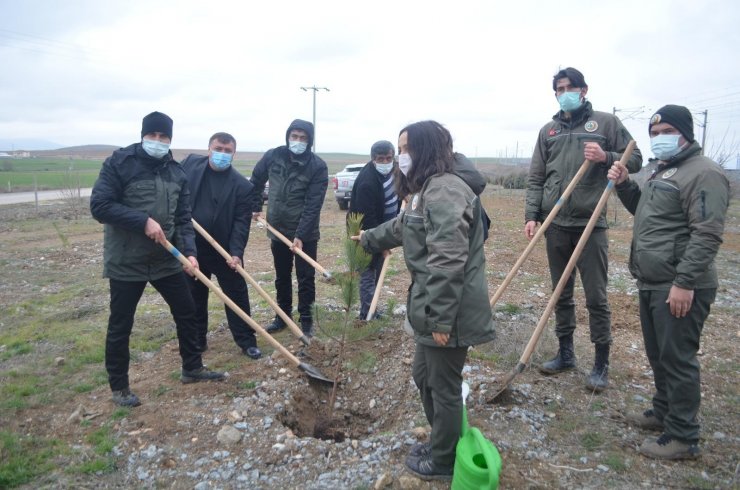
[552,101,593,127]
[134,143,175,167]
[657,141,702,169]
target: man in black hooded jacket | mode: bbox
[250,120,329,336]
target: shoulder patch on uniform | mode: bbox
[584,120,598,132]
[548,127,561,136]
[650,113,661,125]
[662,168,677,179]
[411,194,420,211]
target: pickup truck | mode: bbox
[332,163,366,210]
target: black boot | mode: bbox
[300,318,314,338]
[265,316,287,334]
[539,335,576,374]
[586,343,609,392]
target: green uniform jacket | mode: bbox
[526,101,643,228]
[615,142,729,290]
[361,173,495,348]
[90,144,196,281]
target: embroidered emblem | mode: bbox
[584,120,598,132]
[548,128,559,136]
[662,168,677,179]
[411,194,419,211]
[650,113,661,125]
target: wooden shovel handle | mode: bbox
[191,219,306,341]
[365,199,406,321]
[490,159,593,307]
[161,239,302,368]
[257,217,331,279]
[516,141,636,366]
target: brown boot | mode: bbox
[639,433,700,460]
[626,408,664,431]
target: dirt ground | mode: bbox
[1,190,738,489]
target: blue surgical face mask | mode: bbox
[650,134,682,161]
[142,138,170,159]
[375,161,394,176]
[210,151,233,170]
[398,153,412,176]
[557,91,583,112]
[289,140,307,155]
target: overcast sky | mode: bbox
[1,0,739,166]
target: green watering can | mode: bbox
[452,382,502,490]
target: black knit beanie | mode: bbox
[649,105,694,142]
[141,111,173,139]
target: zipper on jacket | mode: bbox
[700,190,706,219]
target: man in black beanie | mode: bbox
[608,104,729,460]
[91,111,225,407]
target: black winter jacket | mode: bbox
[250,120,329,242]
[90,143,196,281]
[348,162,398,230]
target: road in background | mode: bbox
[0,188,92,205]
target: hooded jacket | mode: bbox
[361,161,495,348]
[250,119,329,242]
[615,141,729,290]
[525,101,643,228]
[90,143,196,281]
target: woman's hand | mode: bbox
[432,332,450,346]
[349,230,364,241]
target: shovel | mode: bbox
[488,141,636,402]
[490,158,593,307]
[256,217,332,280]
[160,239,334,385]
[192,219,310,346]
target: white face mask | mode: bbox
[650,134,682,161]
[398,153,412,176]
[289,140,307,155]
[375,162,393,175]
[142,139,170,159]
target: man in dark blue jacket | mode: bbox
[250,120,328,336]
[182,132,261,360]
[90,112,224,408]
[348,140,399,319]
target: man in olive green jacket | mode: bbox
[609,105,729,460]
[525,67,642,391]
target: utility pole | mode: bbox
[700,110,708,155]
[300,85,330,153]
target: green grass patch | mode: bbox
[496,303,521,315]
[468,348,503,363]
[603,453,627,472]
[239,380,258,390]
[152,385,171,397]
[0,341,32,361]
[111,408,131,421]
[0,431,60,488]
[86,425,115,456]
[66,457,115,475]
[580,432,605,450]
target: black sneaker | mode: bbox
[180,366,226,384]
[265,317,287,334]
[243,346,262,360]
[405,454,453,481]
[111,388,141,407]
[409,441,432,458]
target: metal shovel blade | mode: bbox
[298,362,335,385]
[487,362,525,403]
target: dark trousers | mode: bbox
[359,252,384,318]
[412,342,468,468]
[271,239,317,321]
[186,254,256,352]
[545,226,611,345]
[106,274,202,391]
[639,288,715,444]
